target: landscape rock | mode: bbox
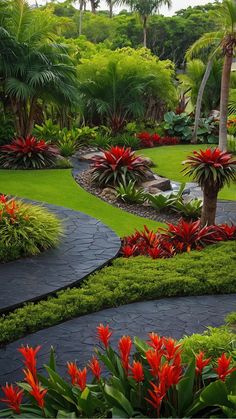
[142,177,171,192]
[100,187,117,202]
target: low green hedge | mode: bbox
[0,241,236,345]
[226,311,236,325]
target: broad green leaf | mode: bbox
[104,384,134,417]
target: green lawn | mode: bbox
[0,169,163,236]
[139,145,236,201]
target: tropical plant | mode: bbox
[227,134,236,152]
[57,137,78,157]
[0,114,15,145]
[146,183,186,212]
[163,112,193,142]
[0,195,62,262]
[1,325,236,417]
[34,120,60,143]
[91,146,149,186]
[183,148,236,225]
[116,178,147,204]
[197,117,219,144]
[112,133,141,149]
[187,0,236,150]
[173,198,203,220]
[0,136,59,169]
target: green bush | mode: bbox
[0,241,235,345]
[116,179,146,204]
[0,196,62,262]
[226,311,236,325]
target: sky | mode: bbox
[30,0,216,16]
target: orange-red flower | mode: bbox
[119,336,132,373]
[0,384,23,414]
[146,349,162,377]
[130,361,144,382]
[215,353,236,381]
[158,362,182,391]
[97,324,112,348]
[195,352,211,375]
[67,361,79,386]
[148,333,163,352]
[76,367,87,391]
[67,362,87,390]
[163,337,182,361]
[24,369,47,409]
[88,357,101,380]
[146,381,165,414]
[18,345,41,378]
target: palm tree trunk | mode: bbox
[201,185,218,226]
[143,16,147,48]
[79,0,83,36]
[26,97,36,137]
[109,1,113,18]
[90,0,96,13]
[192,59,213,144]
[219,54,233,151]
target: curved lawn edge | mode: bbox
[0,240,236,346]
[0,202,121,313]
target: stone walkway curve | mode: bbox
[0,203,120,312]
[0,294,235,385]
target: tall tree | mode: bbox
[121,0,172,47]
[187,0,236,151]
[105,0,119,18]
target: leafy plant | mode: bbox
[112,133,141,149]
[116,178,146,204]
[197,117,219,144]
[164,111,193,142]
[183,148,236,225]
[0,136,59,169]
[1,327,236,418]
[0,114,15,146]
[227,135,236,153]
[90,133,112,149]
[146,183,186,212]
[57,135,78,157]
[173,198,203,220]
[0,195,62,262]
[34,120,60,143]
[91,146,149,186]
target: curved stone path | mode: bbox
[0,203,120,312]
[0,294,235,385]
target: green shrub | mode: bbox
[163,111,193,142]
[0,241,235,345]
[34,119,60,142]
[116,178,146,204]
[0,196,62,262]
[112,133,141,149]
[173,198,203,220]
[225,311,236,325]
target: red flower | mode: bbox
[97,324,112,348]
[24,369,47,409]
[158,361,182,391]
[67,361,79,385]
[121,244,137,257]
[148,333,163,352]
[0,194,7,203]
[195,352,211,375]
[215,353,236,381]
[130,360,144,382]
[146,349,162,377]
[0,384,23,414]
[119,335,132,373]
[146,381,165,413]
[163,337,182,361]
[76,367,87,391]
[88,357,101,380]
[18,345,41,378]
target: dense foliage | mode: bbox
[1,328,236,417]
[0,241,235,345]
[0,195,62,262]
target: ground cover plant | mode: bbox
[0,241,235,346]
[0,137,59,169]
[0,325,236,417]
[0,195,62,262]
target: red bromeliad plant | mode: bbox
[91,146,149,186]
[136,132,180,147]
[121,219,236,258]
[1,325,236,418]
[183,148,236,226]
[0,136,59,169]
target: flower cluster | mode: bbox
[1,325,235,418]
[121,220,236,258]
[136,132,180,148]
[0,195,20,224]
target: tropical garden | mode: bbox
[0,0,236,417]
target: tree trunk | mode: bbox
[79,0,83,36]
[90,0,96,13]
[26,97,36,137]
[219,53,233,151]
[201,185,218,226]
[109,1,113,18]
[143,16,147,48]
[192,59,213,144]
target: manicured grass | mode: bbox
[1,241,236,345]
[0,169,163,236]
[138,145,236,201]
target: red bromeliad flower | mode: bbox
[97,324,112,348]
[67,361,79,386]
[18,345,41,378]
[121,244,137,257]
[24,369,47,409]
[0,384,23,414]
[215,353,236,381]
[146,349,162,377]
[195,352,211,375]
[88,357,101,380]
[0,194,7,203]
[163,337,182,361]
[148,333,163,352]
[119,336,132,373]
[146,381,165,414]
[67,363,87,390]
[158,362,182,391]
[129,361,144,382]
[76,367,87,391]
[217,224,236,240]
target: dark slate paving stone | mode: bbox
[0,294,235,386]
[0,204,120,312]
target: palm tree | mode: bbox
[0,0,78,137]
[121,0,172,47]
[105,0,120,18]
[187,0,236,150]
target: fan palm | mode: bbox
[121,0,172,47]
[187,0,236,150]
